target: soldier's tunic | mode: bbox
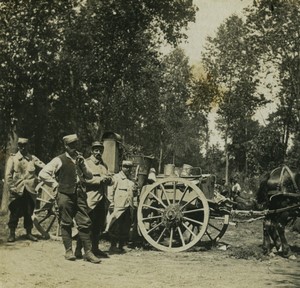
[106,170,134,242]
[5,151,45,229]
[85,155,112,228]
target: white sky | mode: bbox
[180,0,253,64]
[178,0,278,147]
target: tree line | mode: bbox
[1,0,300,188]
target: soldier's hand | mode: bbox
[76,154,85,166]
[101,176,112,185]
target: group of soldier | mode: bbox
[5,134,137,264]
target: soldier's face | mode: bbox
[18,143,28,154]
[92,146,104,160]
[65,141,79,155]
[122,166,132,177]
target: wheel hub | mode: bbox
[162,204,183,229]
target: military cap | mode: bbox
[91,141,104,148]
[63,134,78,144]
[18,138,29,144]
[122,160,133,167]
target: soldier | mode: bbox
[5,137,45,242]
[38,134,101,263]
[106,160,136,254]
[75,141,113,259]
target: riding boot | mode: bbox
[79,229,101,264]
[26,228,38,241]
[61,226,76,261]
[75,238,83,259]
[7,228,16,243]
[91,234,109,258]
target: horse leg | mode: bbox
[268,217,281,251]
[262,219,272,255]
[275,213,291,257]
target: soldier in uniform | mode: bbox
[38,134,101,263]
[106,160,136,254]
[75,140,113,259]
[5,137,45,242]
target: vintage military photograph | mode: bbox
[0,0,300,287]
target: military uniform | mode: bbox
[5,138,45,242]
[75,151,113,258]
[106,161,135,253]
[38,134,100,263]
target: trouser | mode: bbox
[109,208,131,245]
[8,190,35,230]
[57,188,92,252]
[77,197,108,251]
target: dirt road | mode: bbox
[0,215,299,288]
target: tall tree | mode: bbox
[246,0,300,157]
[202,15,266,182]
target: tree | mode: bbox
[245,0,300,157]
[201,15,266,182]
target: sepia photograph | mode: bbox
[0,0,300,287]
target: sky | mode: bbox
[177,0,277,147]
[180,0,253,64]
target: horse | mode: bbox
[256,165,300,258]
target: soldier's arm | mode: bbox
[107,176,117,206]
[38,157,61,190]
[5,156,16,191]
[32,155,45,169]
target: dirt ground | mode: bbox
[0,213,300,288]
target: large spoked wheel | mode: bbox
[201,206,229,244]
[137,177,209,252]
[32,183,60,240]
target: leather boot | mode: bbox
[61,226,76,261]
[75,238,83,259]
[26,229,38,241]
[84,251,101,264]
[92,234,109,258]
[7,228,16,243]
[79,229,101,264]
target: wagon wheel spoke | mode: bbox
[169,228,174,248]
[183,216,204,226]
[201,214,229,244]
[156,228,167,243]
[180,196,198,210]
[182,208,204,214]
[182,222,197,239]
[141,215,162,221]
[177,227,186,246]
[159,184,171,205]
[173,182,177,204]
[178,186,190,205]
[208,222,222,232]
[142,204,164,213]
[147,221,164,234]
[205,230,213,241]
[149,192,167,208]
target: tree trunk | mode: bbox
[158,141,163,174]
[224,125,229,186]
[1,130,17,214]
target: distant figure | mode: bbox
[106,160,136,254]
[39,134,101,263]
[231,177,241,200]
[5,137,45,242]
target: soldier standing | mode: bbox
[5,137,45,242]
[75,141,113,259]
[38,134,101,263]
[106,160,136,254]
